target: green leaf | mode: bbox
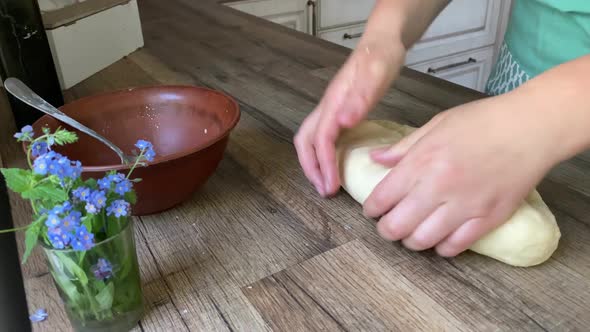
[106,215,123,238]
[124,190,137,205]
[21,224,41,264]
[96,282,115,311]
[22,182,68,203]
[47,175,62,185]
[84,178,98,190]
[50,270,82,305]
[56,252,89,286]
[82,214,95,233]
[53,130,78,145]
[1,168,32,194]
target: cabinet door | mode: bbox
[405,0,501,65]
[409,47,494,92]
[224,0,309,33]
[318,0,375,29]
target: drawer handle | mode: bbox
[427,57,477,74]
[343,32,362,40]
[307,0,317,36]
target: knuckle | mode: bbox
[293,136,302,149]
[313,134,324,150]
[433,112,445,121]
[377,218,407,241]
[355,90,371,111]
[431,160,461,193]
[436,239,466,257]
[367,191,389,213]
[293,132,305,148]
[464,196,498,219]
[406,232,435,251]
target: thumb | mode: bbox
[371,112,447,166]
[370,136,412,166]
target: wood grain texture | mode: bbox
[244,240,466,331]
[1,0,589,331]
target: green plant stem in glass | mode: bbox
[1,125,156,331]
[44,218,143,332]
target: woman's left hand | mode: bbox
[363,95,560,256]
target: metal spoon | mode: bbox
[3,77,131,164]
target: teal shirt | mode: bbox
[485,0,590,95]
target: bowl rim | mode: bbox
[27,84,241,172]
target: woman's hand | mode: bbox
[363,95,561,257]
[294,0,450,197]
[294,39,405,197]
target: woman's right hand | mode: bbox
[294,37,406,197]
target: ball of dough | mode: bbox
[336,120,561,267]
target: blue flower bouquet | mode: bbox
[1,125,155,331]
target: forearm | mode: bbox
[341,0,449,111]
[495,54,590,164]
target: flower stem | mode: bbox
[26,147,32,169]
[0,224,30,234]
[26,133,52,169]
[126,150,146,180]
[82,283,101,319]
[78,252,101,320]
[31,200,39,216]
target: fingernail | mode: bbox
[323,180,331,197]
[371,148,388,157]
[316,183,325,197]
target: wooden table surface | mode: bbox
[2,0,590,331]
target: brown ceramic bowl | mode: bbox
[29,85,240,216]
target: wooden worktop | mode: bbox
[2,0,590,330]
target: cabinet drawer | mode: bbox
[405,0,501,65]
[409,47,494,92]
[318,24,365,49]
[318,0,375,29]
[225,0,304,17]
[224,0,309,32]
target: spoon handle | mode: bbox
[4,78,129,164]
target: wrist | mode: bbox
[354,31,406,89]
[494,87,581,168]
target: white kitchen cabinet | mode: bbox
[318,24,365,49]
[317,0,374,29]
[223,0,512,92]
[409,47,495,92]
[405,0,502,65]
[224,0,309,33]
[40,0,144,89]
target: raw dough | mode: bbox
[336,120,561,267]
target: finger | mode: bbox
[374,184,440,242]
[314,112,341,197]
[370,146,403,167]
[401,204,464,251]
[295,140,324,196]
[294,114,325,195]
[435,216,505,257]
[363,159,418,218]
[372,113,447,165]
[311,69,358,196]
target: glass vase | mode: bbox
[42,218,144,332]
